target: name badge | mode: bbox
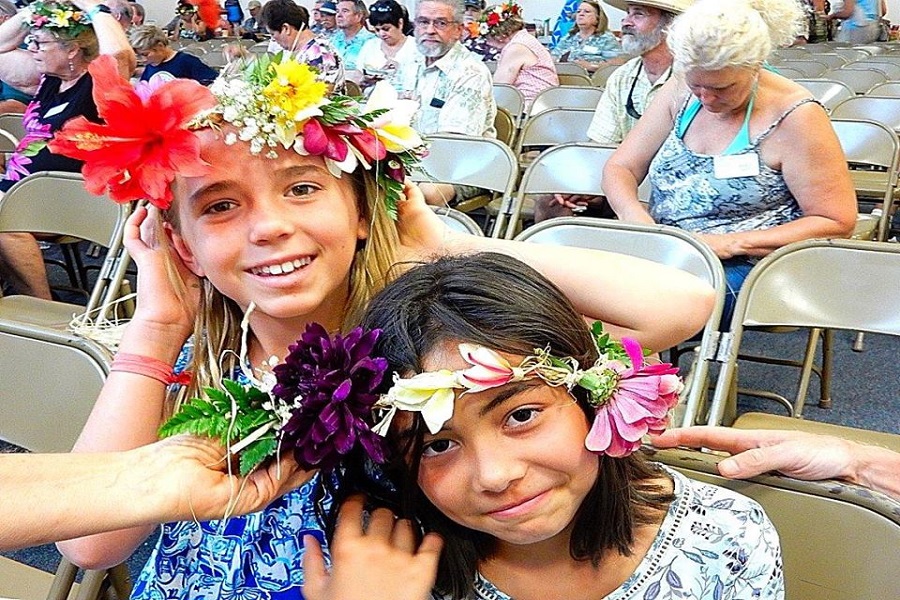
[583,45,599,53]
[713,152,760,179]
[43,102,69,119]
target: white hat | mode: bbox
[604,0,694,15]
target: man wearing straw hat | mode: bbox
[536,0,692,221]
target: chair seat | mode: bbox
[453,193,492,214]
[0,295,85,330]
[733,411,900,453]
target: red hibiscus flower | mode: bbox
[48,55,216,209]
[487,12,501,26]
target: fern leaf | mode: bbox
[239,436,278,476]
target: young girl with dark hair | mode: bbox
[313,252,783,600]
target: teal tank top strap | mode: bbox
[676,80,759,155]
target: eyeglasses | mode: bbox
[414,17,455,30]
[625,63,671,120]
[25,35,63,51]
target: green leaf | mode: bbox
[239,436,278,476]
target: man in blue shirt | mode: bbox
[331,0,374,71]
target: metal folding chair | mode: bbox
[793,79,854,112]
[822,68,886,94]
[515,216,726,427]
[528,85,604,116]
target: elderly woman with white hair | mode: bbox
[603,0,856,322]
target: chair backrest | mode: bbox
[823,67,887,93]
[846,60,900,79]
[772,46,811,61]
[777,59,828,77]
[590,62,619,87]
[181,44,207,56]
[553,62,589,77]
[557,72,593,86]
[802,53,847,69]
[514,217,726,427]
[515,107,594,155]
[492,83,525,119]
[774,66,805,80]
[708,239,900,424]
[493,106,516,147]
[249,42,270,54]
[0,112,26,140]
[832,95,900,132]
[413,132,517,197]
[431,206,484,236]
[862,54,900,66]
[831,118,900,241]
[866,81,900,97]
[0,319,111,452]
[793,79,855,112]
[528,85,603,116]
[833,47,871,62]
[654,447,900,600]
[0,128,18,153]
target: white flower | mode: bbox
[384,370,461,434]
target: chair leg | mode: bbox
[793,328,822,419]
[106,564,133,600]
[73,569,107,600]
[819,329,834,409]
[852,331,865,353]
[48,558,78,600]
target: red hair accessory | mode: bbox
[48,55,216,210]
[188,0,221,30]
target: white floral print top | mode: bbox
[446,467,784,600]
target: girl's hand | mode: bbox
[395,182,454,259]
[124,205,199,335]
[302,495,443,600]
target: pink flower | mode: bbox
[585,338,681,457]
[458,344,517,392]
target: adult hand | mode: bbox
[693,232,744,260]
[123,205,199,339]
[651,427,859,482]
[303,495,443,600]
[142,435,314,521]
[551,193,594,210]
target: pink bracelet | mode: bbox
[110,352,191,386]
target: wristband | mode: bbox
[110,352,191,386]
[86,4,112,20]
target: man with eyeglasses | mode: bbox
[397,0,496,207]
[535,0,691,222]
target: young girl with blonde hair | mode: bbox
[51,52,714,598]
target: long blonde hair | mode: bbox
[162,166,401,412]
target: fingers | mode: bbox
[301,534,329,600]
[717,447,778,479]
[650,426,785,454]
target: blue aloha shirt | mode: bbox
[448,468,784,600]
[131,343,331,600]
[329,28,376,71]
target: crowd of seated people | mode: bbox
[0,1,899,599]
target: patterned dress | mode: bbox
[443,468,783,600]
[550,30,623,64]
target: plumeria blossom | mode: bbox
[363,82,424,154]
[377,329,682,457]
[48,56,216,209]
[585,338,681,457]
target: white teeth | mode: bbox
[251,257,311,276]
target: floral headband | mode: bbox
[49,53,426,215]
[24,1,92,37]
[374,322,681,457]
[159,322,680,475]
[478,2,522,37]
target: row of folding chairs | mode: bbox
[0,172,136,598]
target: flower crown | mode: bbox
[159,322,681,475]
[24,1,92,37]
[478,2,522,37]
[49,53,426,215]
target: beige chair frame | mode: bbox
[411,133,518,233]
[776,59,828,77]
[492,83,525,123]
[515,217,726,427]
[822,68,887,94]
[0,112,26,140]
[431,205,484,236]
[590,62,619,87]
[708,239,900,426]
[793,79,855,112]
[528,85,604,116]
[846,60,900,79]
[557,72,593,86]
[652,447,900,600]
[832,95,900,132]
[553,62,589,77]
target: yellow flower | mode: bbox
[262,60,328,123]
